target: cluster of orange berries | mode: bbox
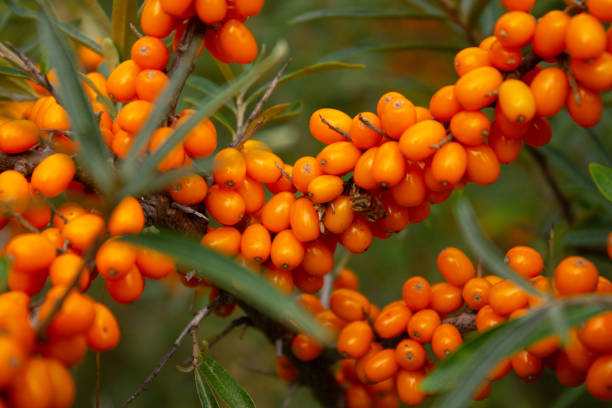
[282,246,612,407]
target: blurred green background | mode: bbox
[1,0,611,406]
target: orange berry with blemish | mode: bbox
[380,96,416,139]
[96,239,136,281]
[407,309,440,343]
[395,339,426,371]
[292,156,322,193]
[376,92,403,117]
[310,108,352,144]
[462,278,491,310]
[86,302,120,352]
[402,276,431,310]
[350,112,382,149]
[131,36,169,70]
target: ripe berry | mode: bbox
[554,256,599,296]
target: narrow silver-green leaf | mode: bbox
[551,385,586,408]
[423,297,610,408]
[121,232,331,342]
[0,66,30,80]
[200,357,255,408]
[247,61,365,105]
[321,42,463,62]
[83,0,112,35]
[78,72,117,118]
[466,0,493,29]
[291,9,445,24]
[38,12,114,195]
[563,228,609,247]
[111,0,138,57]
[454,197,539,295]
[589,162,612,202]
[195,367,221,408]
[241,103,290,139]
[121,41,289,197]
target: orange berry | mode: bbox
[307,174,344,204]
[429,85,461,122]
[261,192,295,233]
[131,36,169,71]
[205,185,246,225]
[135,247,175,279]
[586,354,612,401]
[240,223,271,263]
[46,358,76,408]
[168,173,208,205]
[554,256,599,296]
[275,355,297,383]
[465,145,500,185]
[512,350,542,382]
[117,100,152,134]
[430,282,463,315]
[374,303,412,339]
[449,111,490,146]
[455,66,503,110]
[488,40,522,71]
[571,52,612,92]
[530,67,569,117]
[149,126,185,171]
[323,195,354,234]
[431,141,467,186]
[365,348,399,384]
[396,369,426,406]
[566,84,603,128]
[270,229,304,270]
[292,156,323,193]
[340,216,373,254]
[330,288,371,322]
[40,286,95,338]
[96,239,137,281]
[39,335,87,367]
[135,69,169,101]
[49,253,90,291]
[293,267,324,294]
[6,233,56,273]
[432,323,463,359]
[476,305,506,332]
[489,127,522,164]
[587,0,612,22]
[437,247,475,287]
[333,268,359,291]
[489,280,528,315]
[243,148,283,184]
[399,120,447,162]
[291,333,322,361]
[395,339,426,371]
[108,196,145,235]
[579,311,612,354]
[494,11,536,48]
[195,0,227,24]
[8,357,53,408]
[7,268,47,295]
[107,60,140,102]
[179,116,217,158]
[350,112,383,149]
[213,147,246,188]
[532,10,570,58]
[565,13,607,60]
[236,176,265,213]
[218,19,258,64]
[0,337,26,388]
[0,170,30,214]
[407,309,440,343]
[498,79,536,123]
[105,265,145,304]
[454,47,491,76]
[377,92,403,117]
[301,240,334,276]
[353,147,379,190]
[318,141,361,176]
[501,0,535,11]
[372,141,406,188]
[462,278,491,310]
[141,0,177,38]
[0,119,39,154]
[380,96,416,139]
[338,320,374,359]
[310,108,352,144]
[31,153,75,198]
[505,246,543,278]
[402,276,431,310]
[201,226,241,256]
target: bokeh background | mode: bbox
[1,0,611,406]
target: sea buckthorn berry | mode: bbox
[492,102,529,140]
[476,305,506,332]
[450,111,490,146]
[396,369,426,407]
[235,0,264,16]
[345,384,372,408]
[498,79,536,123]
[160,0,195,18]
[431,141,467,186]
[201,226,241,256]
[141,0,177,38]
[586,355,612,401]
[579,312,612,354]
[430,282,463,315]
[355,342,383,384]
[195,0,227,24]
[380,195,410,233]
[489,358,513,381]
[374,303,412,339]
[429,85,461,122]
[330,289,371,321]
[565,13,607,60]
[105,266,145,304]
[291,333,322,361]
[149,126,185,171]
[489,280,528,315]
[0,119,39,153]
[243,148,283,183]
[454,47,491,76]
[168,174,208,205]
[395,339,426,371]
[340,216,373,254]
[365,349,399,383]
[310,108,352,144]
[372,141,406,188]
[597,276,612,293]
[462,278,491,310]
[219,19,258,64]
[40,335,86,367]
[512,350,542,382]
[7,357,53,408]
[415,106,433,122]
[399,120,447,162]
[587,0,612,22]
[236,177,265,213]
[494,11,536,49]
[40,287,96,338]
[270,229,304,270]
[532,10,570,58]
[407,309,440,343]
[437,247,475,287]
[338,320,374,358]
[111,130,134,159]
[432,323,463,359]
[391,164,426,208]
[350,112,383,149]
[213,148,246,188]
[489,128,522,164]
[307,174,344,204]
[107,60,140,102]
[49,253,90,290]
[566,84,603,128]
[294,268,324,294]
[177,116,217,158]
[465,145,500,185]
[554,256,599,296]
[528,335,560,358]
[571,52,612,92]
[275,355,298,383]
[289,197,321,242]
[263,266,293,294]
[563,328,596,371]
[266,163,294,194]
[455,66,503,110]
[501,0,535,11]
[293,156,322,193]
[131,36,169,70]
[318,141,361,176]
[240,224,271,263]
[333,267,359,291]
[31,153,75,198]
[302,240,334,276]
[96,240,136,281]
[530,67,569,117]
[505,246,543,278]
[261,192,295,232]
[205,185,245,226]
[376,91,403,117]
[0,336,25,388]
[117,100,152,134]
[323,195,354,234]
[7,267,47,295]
[135,69,169,101]
[46,358,76,408]
[6,233,56,273]
[135,247,174,279]
[353,147,379,190]
[488,40,522,71]
[0,170,30,214]
[108,196,145,235]
[402,276,431,310]
[380,96,416,139]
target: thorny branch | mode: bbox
[1,42,59,101]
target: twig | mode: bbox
[231,59,291,148]
[2,204,39,233]
[527,146,575,224]
[282,382,300,408]
[129,22,143,39]
[442,309,477,333]
[190,326,200,367]
[208,316,252,349]
[431,134,453,149]
[318,114,351,140]
[4,42,58,100]
[171,202,209,222]
[320,249,352,309]
[276,162,293,183]
[358,113,387,137]
[120,297,222,407]
[41,194,68,224]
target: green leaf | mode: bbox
[551,385,586,408]
[121,232,332,343]
[291,9,445,24]
[83,0,112,35]
[454,197,539,295]
[320,42,463,62]
[101,37,119,71]
[0,66,30,80]
[563,228,609,247]
[466,0,493,29]
[195,367,221,408]
[589,162,612,202]
[267,100,303,124]
[186,75,237,112]
[0,257,8,291]
[38,12,115,196]
[423,296,610,408]
[242,103,290,139]
[111,0,138,57]
[120,41,289,197]
[246,61,365,105]
[200,357,255,408]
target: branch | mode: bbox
[1,42,59,100]
[443,309,478,333]
[121,296,223,407]
[208,316,252,349]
